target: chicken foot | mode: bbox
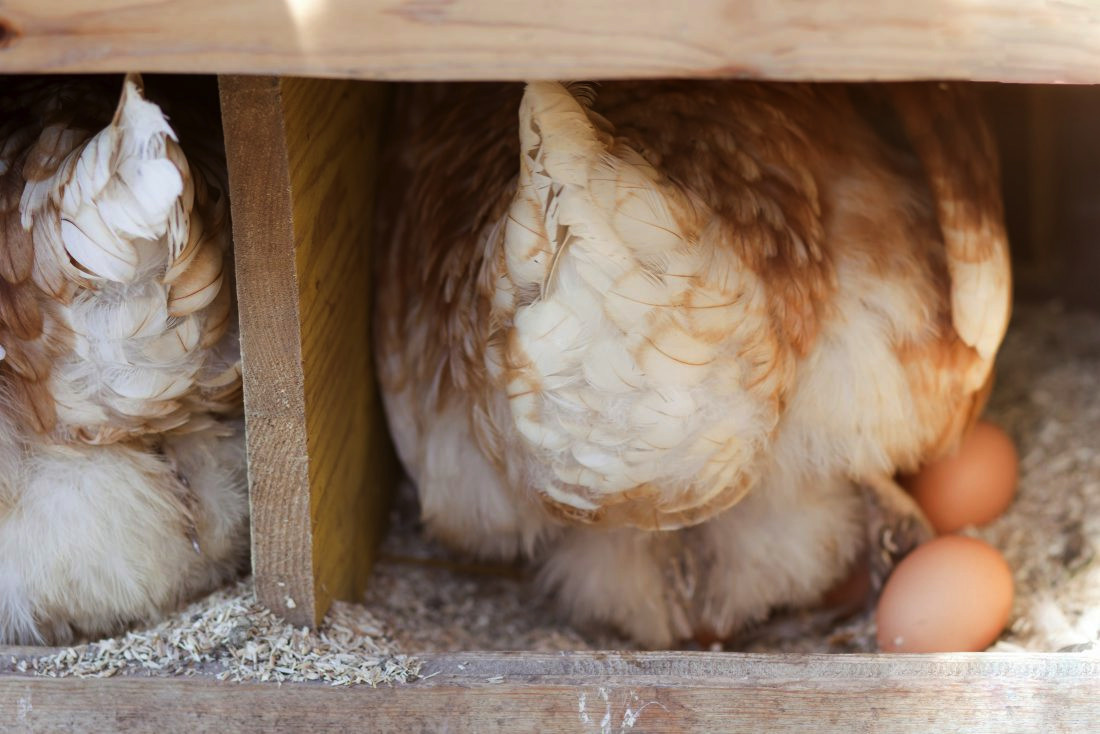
[859,473,934,591]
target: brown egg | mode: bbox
[876,535,1013,653]
[906,421,1018,534]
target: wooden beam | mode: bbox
[0,1,1099,83]
[1,652,1098,732]
[218,75,391,626]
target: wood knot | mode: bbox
[0,17,20,48]
[0,19,18,48]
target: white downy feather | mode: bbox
[0,410,247,645]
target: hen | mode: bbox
[0,74,247,644]
[375,81,1010,647]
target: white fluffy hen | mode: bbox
[0,74,247,644]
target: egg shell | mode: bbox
[876,535,1013,653]
[907,421,1018,534]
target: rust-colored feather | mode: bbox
[0,171,33,284]
[0,279,43,341]
[8,377,57,434]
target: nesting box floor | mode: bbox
[363,300,1100,655]
[21,300,1100,680]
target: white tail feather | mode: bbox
[16,74,236,441]
[491,82,781,528]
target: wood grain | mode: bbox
[219,76,391,626]
[0,1,1099,83]
[1,651,1098,732]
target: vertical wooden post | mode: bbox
[217,75,392,625]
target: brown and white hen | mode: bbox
[0,74,247,644]
[375,81,1010,647]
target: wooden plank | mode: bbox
[0,1,1099,83]
[218,75,391,626]
[0,652,1098,732]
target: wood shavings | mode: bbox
[363,497,635,652]
[24,580,420,685]
[976,302,1100,652]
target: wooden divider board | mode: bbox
[1,651,1098,732]
[0,1,1099,83]
[218,76,392,626]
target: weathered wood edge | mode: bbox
[0,651,1097,733]
[219,75,390,627]
[219,75,317,625]
[280,76,393,625]
[1,0,1100,84]
[4,648,1096,682]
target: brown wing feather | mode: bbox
[888,83,1012,380]
[887,82,1012,452]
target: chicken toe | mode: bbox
[860,474,934,591]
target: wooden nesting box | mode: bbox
[2,1,1100,731]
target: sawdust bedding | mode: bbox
[16,300,1100,682]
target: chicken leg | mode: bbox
[860,474,935,591]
